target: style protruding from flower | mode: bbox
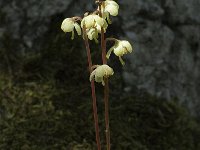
[61,18,82,40]
[90,65,114,86]
[101,0,119,24]
[81,14,108,42]
[106,40,133,65]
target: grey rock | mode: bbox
[121,0,200,115]
[0,0,74,51]
[163,0,200,24]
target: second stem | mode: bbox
[83,25,102,150]
[100,15,111,150]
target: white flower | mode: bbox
[106,40,133,65]
[61,18,81,40]
[86,28,99,43]
[101,0,119,24]
[81,14,105,29]
[90,65,114,86]
[81,14,108,42]
[104,0,119,16]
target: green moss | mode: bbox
[0,78,200,149]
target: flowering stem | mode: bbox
[102,30,111,150]
[103,78,110,150]
[83,25,102,150]
[101,27,111,150]
[101,29,107,64]
[99,2,111,150]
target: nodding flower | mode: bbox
[61,18,81,40]
[101,0,119,24]
[106,40,133,65]
[81,14,108,42]
[90,65,114,86]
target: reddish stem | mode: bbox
[99,4,107,65]
[83,25,102,150]
[101,28,107,64]
[104,78,110,150]
[99,2,111,150]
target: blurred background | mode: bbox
[0,0,200,149]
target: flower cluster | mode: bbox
[81,14,108,42]
[61,0,133,85]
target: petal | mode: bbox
[96,24,102,33]
[105,69,113,77]
[96,20,107,33]
[87,29,94,40]
[121,41,132,52]
[94,29,99,43]
[94,36,99,43]
[113,44,124,56]
[106,12,112,24]
[94,15,104,27]
[61,18,74,32]
[103,19,108,31]
[108,67,114,75]
[106,0,119,9]
[95,76,103,83]
[81,18,85,28]
[90,70,96,81]
[81,15,95,29]
[74,22,82,35]
[101,65,114,76]
[95,28,99,38]
[87,28,98,41]
[85,15,95,28]
[95,66,105,77]
[105,4,119,16]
